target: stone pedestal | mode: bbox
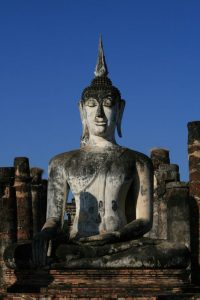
[2,268,194,299]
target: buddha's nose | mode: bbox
[95,104,105,119]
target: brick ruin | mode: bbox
[0,158,47,287]
[0,121,200,299]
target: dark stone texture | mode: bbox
[0,168,15,187]
[40,179,47,228]
[54,238,190,269]
[156,164,180,183]
[65,198,76,232]
[166,183,190,246]
[0,186,17,287]
[3,238,190,270]
[14,157,30,183]
[3,241,32,270]
[147,150,188,246]
[188,121,200,144]
[0,187,17,241]
[31,184,43,236]
[30,168,43,185]
[30,168,45,236]
[15,183,32,241]
[2,268,193,298]
[188,121,200,283]
[150,148,170,170]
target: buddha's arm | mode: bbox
[119,158,153,241]
[32,160,68,266]
[43,161,68,233]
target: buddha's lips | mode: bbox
[95,122,107,126]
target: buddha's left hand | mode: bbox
[79,231,120,243]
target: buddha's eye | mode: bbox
[103,98,113,107]
[85,98,97,107]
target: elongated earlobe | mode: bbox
[79,101,89,147]
[117,99,125,138]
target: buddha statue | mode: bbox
[4,38,189,271]
[31,37,154,267]
[31,37,189,270]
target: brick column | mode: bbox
[0,167,16,287]
[149,148,170,239]
[30,167,44,236]
[151,148,170,170]
[40,179,47,228]
[166,181,190,246]
[14,157,32,241]
[149,149,180,239]
[188,121,200,283]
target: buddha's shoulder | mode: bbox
[122,147,152,167]
[49,149,82,167]
[48,146,152,169]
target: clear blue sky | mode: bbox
[0,0,200,180]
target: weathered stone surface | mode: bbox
[30,167,43,184]
[0,168,15,188]
[147,150,186,243]
[188,121,200,144]
[31,184,43,236]
[0,187,17,241]
[55,238,190,269]
[31,168,44,236]
[166,181,189,189]
[150,148,170,170]
[2,268,192,297]
[65,198,76,234]
[0,180,17,288]
[3,237,190,271]
[14,157,30,184]
[166,182,190,246]
[13,157,33,241]
[188,121,200,283]
[156,164,180,184]
[40,179,48,229]
[15,184,32,241]
[32,40,155,268]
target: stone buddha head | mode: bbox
[79,37,125,147]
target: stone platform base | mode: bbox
[1,268,200,299]
[2,292,200,298]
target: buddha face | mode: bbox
[83,91,118,138]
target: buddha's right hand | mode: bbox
[32,219,58,267]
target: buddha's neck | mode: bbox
[88,134,117,148]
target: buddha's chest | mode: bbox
[65,150,134,196]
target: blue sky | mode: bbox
[0,0,200,180]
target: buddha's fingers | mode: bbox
[39,237,45,267]
[32,239,36,265]
[35,239,40,267]
[33,238,40,267]
[79,235,100,242]
[42,240,48,266]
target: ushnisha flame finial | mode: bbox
[94,35,108,77]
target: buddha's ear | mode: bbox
[79,100,89,146]
[117,99,125,138]
[79,100,85,123]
